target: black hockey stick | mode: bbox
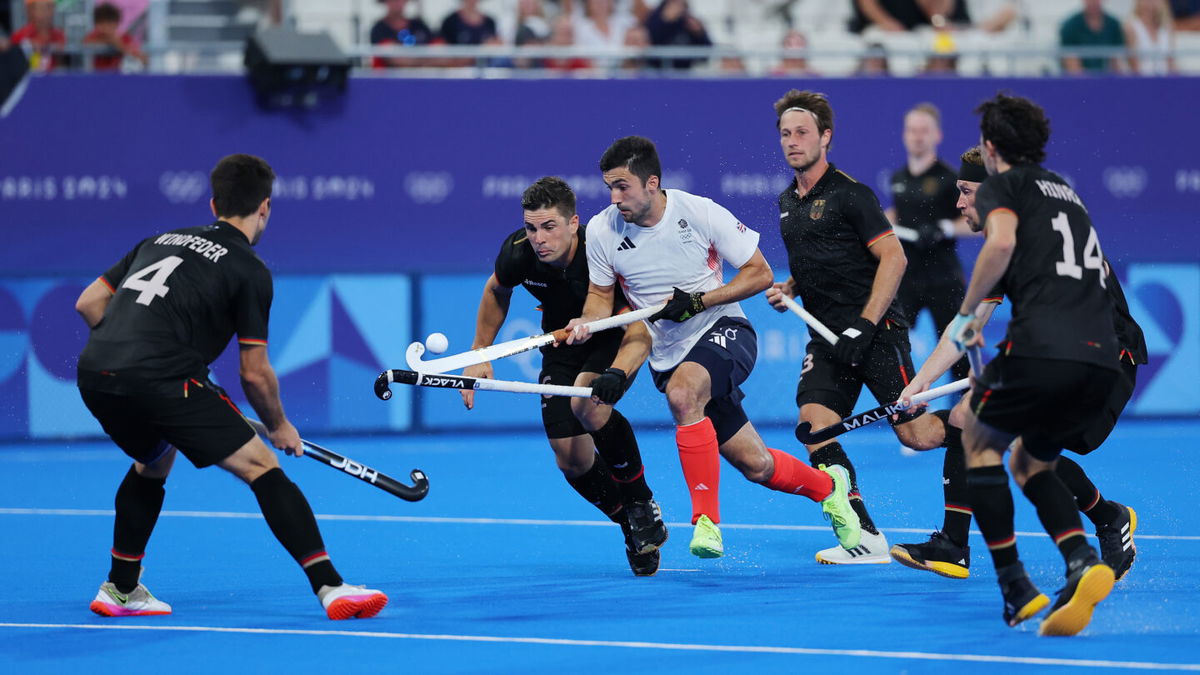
[247,419,429,502]
[374,368,591,400]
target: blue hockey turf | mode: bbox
[2,419,1198,673]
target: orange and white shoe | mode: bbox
[90,581,172,617]
[318,583,388,620]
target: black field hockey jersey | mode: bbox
[779,164,907,332]
[78,221,272,394]
[493,226,627,350]
[889,159,963,280]
[975,166,1118,370]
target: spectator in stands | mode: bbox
[544,14,591,71]
[1126,0,1176,73]
[370,0,435,68]
[621,23,650,70]
[83,3,147,71]
[511,0,551,46]
[1172,0,1200,29]
[772,29,816,76]
[1060,0,1127,74]
[9,0,65,71]
[573,0,635,52]
[644,0,711,70]
[856,41,891,75]
[440,0,498,45]
[851,0,970,33]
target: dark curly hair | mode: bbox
[599,136,662,187]
[521,176,576,220]
[975,93,1050,165]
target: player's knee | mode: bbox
[570,398,607,431]
[666,383,705,421]
[221,436,281,483]
[894,416,941,451]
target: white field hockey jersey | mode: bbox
[586,189,761,371]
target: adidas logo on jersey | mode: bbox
[617,237,637,251]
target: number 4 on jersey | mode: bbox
[121,256,185,305]
[1050,212,1105,288]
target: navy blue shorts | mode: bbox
[651,316,757,444]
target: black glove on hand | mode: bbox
[833,317,877,366]
[650,287,706,323]
[591,368,629,405]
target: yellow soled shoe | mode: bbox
[1038,549,1115,637]
[890,531,970,579]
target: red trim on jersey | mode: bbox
[866,230,895,247]
[98,276,116,294]
[706,244,720,272]
[982,295,1003,304]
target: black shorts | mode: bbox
[897,274,969,380]
[651,316,757,445]
[795,320,923,424]
[540,335,629,440]
[969,355,1120,462]
[1060,360,1137,456]
[80,378,255,468]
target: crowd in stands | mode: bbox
[1,0,1198,75]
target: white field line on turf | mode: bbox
[2,508,1199,541]
[0,623,1197,671]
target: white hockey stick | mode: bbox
[374,368,592,400]
[778,294,840,345]
[405,303,664,374]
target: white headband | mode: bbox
[782,106,821,125]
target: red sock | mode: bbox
[676,417,721,524]
[764,448,834,502]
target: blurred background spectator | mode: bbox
[645,0,711,70]
[851,0,971,33]
[440,0,498,45]
[621,22,650,70]
[1126,0,1175,73]
[857,41,891,75]
[1060,0,1126,74]
[370,0,435,68]
[1170,0,1200,29]
[10,0,64,71]
[83,2,147,71]
[544,13,590,70]
[573,0,635,51]
[772,29,816,76]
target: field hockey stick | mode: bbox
[778,294,840,345]
[405,303,665,374]
[794,377,971,444]
[375,369,592,400]
[246,419,429,502]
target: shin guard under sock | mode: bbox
[1022,469,1090,562]
[966,465,1020,570]
[810,442,877,533]
[1055,455,1120,527]
[589,410,653,502]
[565,453,625,520]
[251,467,343,593]
[934,411,972,548]
[676,417,721,524]
[109,466,167,593]
[764,448,834,501]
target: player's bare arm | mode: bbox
[609,318,652,375]
[461,274,513,409]
[239,344,301,455]
[566,281,616,344]
[696,249,773,308]
[74,278,115,328]
[899,302,999,407]
[861,232,906,324]
[957,211,1017,341]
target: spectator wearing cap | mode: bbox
[9,0,65,71]
[83,3,147,71]
[370,0,435,68]
[1060,0,1127,73]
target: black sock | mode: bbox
[1022,469,1090,563]
[966,465,1019,570]
[932,411,972,547]
[589,410,653,502]
[1055,456,1120,527]
[810,442,877,534]
[251,468,343,593]
[109,466,166,593]
[566,453,625,521]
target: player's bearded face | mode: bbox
[603,168,655,224]
[523,207,578,266]
[779,110,827,172]
[956,180,982,232]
